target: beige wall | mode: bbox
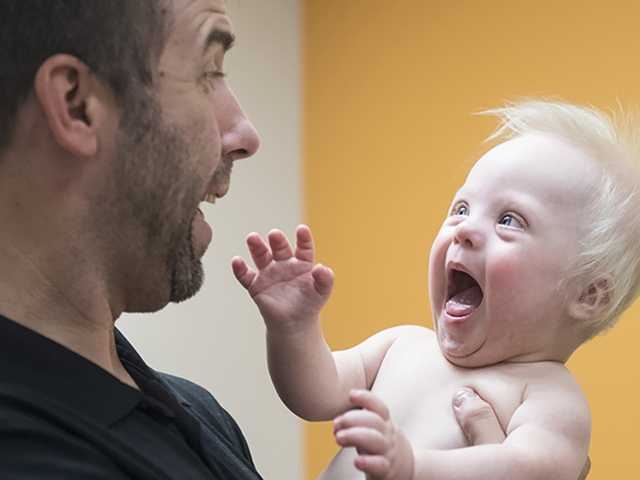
[120,1,303,479]
[304,1,640,478]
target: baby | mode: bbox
[232,100,640,480]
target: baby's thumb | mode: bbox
[312,264,334,297]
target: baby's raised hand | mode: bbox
[334,390,414,480]
[232,225,334,333]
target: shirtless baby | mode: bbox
[233,100,640,480]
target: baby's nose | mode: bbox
[453,221,484,249]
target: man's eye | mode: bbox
[450,203,469,216]
[204,70,227,84]
[498,213,524,229]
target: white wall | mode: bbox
[119,1,302,478]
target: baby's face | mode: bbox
[428,133,596,367]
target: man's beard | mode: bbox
[99,103,208,311]
[168,211,204,303]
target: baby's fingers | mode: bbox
[246,233,273,270]
[295,224,315,263]
[349,390,391,421]
[268,229,294,261]
[231,257,257,289]
[335,427,388,455]
[354,455,390,479]
[334,409,385,434]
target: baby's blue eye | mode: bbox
[498,214,523,228]
[450,203,469,216]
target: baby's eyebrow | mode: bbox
[453,187,469,199]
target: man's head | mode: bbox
[428,100,640,367]
[0,0,168,150]
[0,0,260,317]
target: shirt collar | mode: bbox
[0,314,144,426]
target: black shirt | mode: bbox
[0,314,264,479]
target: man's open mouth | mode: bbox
[445,268,484,318]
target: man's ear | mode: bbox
[568,276,612,321]
[33,54,105,157]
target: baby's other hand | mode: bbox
[333,390,414,480]
[232,225,333,333]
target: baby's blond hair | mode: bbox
[483,100,640,338]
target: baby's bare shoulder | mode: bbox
[391,324,436,341]
[509,362,590,433]
[379,325,442,370]
[387,325,439,353]
[525,362,585,395]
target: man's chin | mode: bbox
[169,256,204,303]
[168,225,205,303]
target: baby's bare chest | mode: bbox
[371,335,527,450]
[321,334,533,479]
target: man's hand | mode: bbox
[452,387,591,480]
[333,390,414,480]
[232,225,334,333]
[452,387,506,445]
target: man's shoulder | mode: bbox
[156,372,255,458]
[157,372,232,425]
[158,372,221,408]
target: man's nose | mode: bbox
[453,220,484,249]
[220,90,261,161]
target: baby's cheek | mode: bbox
[428,231,449,302]
[489,251,523,283]
[488,247,553,317]
[487,251,530,303]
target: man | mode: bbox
[0,1,584,479]
[0,0,261,478]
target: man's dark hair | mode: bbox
[0,0,171,150]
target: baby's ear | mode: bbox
[568,276,612,321]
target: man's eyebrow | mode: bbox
[204,28,235,54]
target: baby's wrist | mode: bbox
[264,314,322,337]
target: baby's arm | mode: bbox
[232,225,404,420]
[335,382,590,480]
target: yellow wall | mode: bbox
[304,1,640,478]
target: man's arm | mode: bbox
[233,225,405,420]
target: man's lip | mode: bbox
[216,180,230,197]
[202,178,230,202]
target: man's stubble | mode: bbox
[92,102,208,313]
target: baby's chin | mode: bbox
[436,329,500,368]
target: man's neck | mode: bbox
[0,241,138,389]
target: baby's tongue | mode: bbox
[445,286,483,317]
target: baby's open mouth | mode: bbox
[446,269,484,317]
